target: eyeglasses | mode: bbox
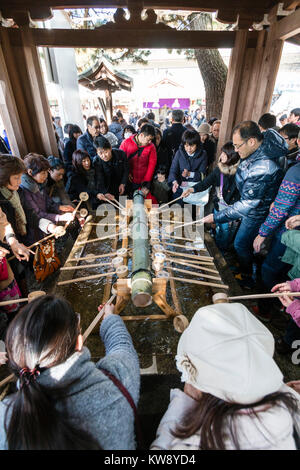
[233,140,248,150]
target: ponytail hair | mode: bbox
[5,295,101,450]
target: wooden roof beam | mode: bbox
[276,7,300,40]
[0,1,285,23]
[282,1,300,10]
[4,27,260,49]
[0,1,276,11]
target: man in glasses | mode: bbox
[77,115,101,161]
[202,120,288,289]
[279,123,299,171]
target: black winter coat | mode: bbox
[63,138,77,177]
[93,149,129,199]
[168,144,208,186]
[162,123,186,159]
[65,169,99,209]
[155,144,172,174]
[201,138,216,166]
[193,161,240,210]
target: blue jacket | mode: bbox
[76,130,97,160]
[214,129,288,223]
[108,122,123,145]
[168,144,208,185]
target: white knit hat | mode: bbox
[176,303,283,404]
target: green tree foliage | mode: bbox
[67,9,151,73]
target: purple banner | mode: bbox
[143,98,190,109]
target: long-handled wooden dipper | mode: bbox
[158,194,184,212]
[171,266,222,282]
[86,222,119,227]
[157,272,229,289]
[57,270,118,286]
[66,251,118,263]
[165,257,219,274]
[77,233,118,246]
[171,217,204,231]
[60,261,112,271]
[63,191,89,230]
[82,293,116,342]
[0,290,46,307]
[103,196,123,211]
[164,249,214,263]
[162,233,206,246]
[112,198,126,210]
[212,292,300,303]
[163,241,207,252]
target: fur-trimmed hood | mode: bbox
[217,160,240,176]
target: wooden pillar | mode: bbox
[105,87,113,123]
[0,38,27,156]
[0,26,58,157]
[251,24,284,121]
[218,26,283,151]
[218,30,248,151]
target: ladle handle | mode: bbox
[82,294,116,342]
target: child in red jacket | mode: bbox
[120,124,157,197]
[139,181,158,205]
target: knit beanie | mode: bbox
[198,123,211,134]
[176,303,283,404]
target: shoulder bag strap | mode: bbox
[128,147,144,161]
[100,367,144,449]
[220,172,224,196]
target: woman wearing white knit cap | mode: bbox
[151,303,300,450]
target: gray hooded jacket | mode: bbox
[0,315,140,450]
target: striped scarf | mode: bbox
[0,187,27,236]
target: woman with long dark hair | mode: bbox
[151,302,300,450]
[63,124,82,176]
[182,141,240,252]
[66,150,99,209]
[0,295,140,450]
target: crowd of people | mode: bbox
[0,106,299,450]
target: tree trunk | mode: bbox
[190,13,228,120]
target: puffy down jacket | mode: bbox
[120,135,157,184]
[214,129,288,223]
